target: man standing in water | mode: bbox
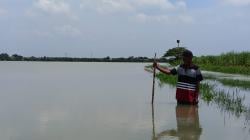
[153,50,203,105]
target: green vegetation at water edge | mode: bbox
[168,52,250,75]
[161,47,250,75]
[156,73,177,86]
[193,52,250,75]
[212,89,246,117]
[199,65,250,75]
[155,72,248,116]
[193,51,250,66]
[204,75,250,90]
[200,83,246,117]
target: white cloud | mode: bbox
[175,1,187,9]
[0,8,7,16]
[25,9,38,17]
[178,14,194,23]
[80,0,134,14]
[80,0,191,23]
[33,30,54,38]
[135,13,169,22]
[34,0,78,19]
[31,25,82,38]
[222,0,250,6]
[133,0,175,10]
[135,13,194,24]
[35,0,70,14]
[99,0,134,13]
[80,0,187,13]
[54,25,82,37]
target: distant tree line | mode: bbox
[0,53,167,62]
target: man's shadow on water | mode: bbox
[151,104,202,140]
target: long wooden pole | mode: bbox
[151,104,156,139]
[151,53,157,104]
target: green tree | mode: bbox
[163,47,186,60]
[12,54,23,61]
[0,53,10,60]
[103,56,110,61]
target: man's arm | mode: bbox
[153,62,172,75]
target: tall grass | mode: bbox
[200,83,215,102]
[148,51,250,75]
[199,65,250,75]
[156,73,177,86]
[213,89,246,117]
[193,51,250,66]
[193,51,250,75]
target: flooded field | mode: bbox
[0,62,249,140]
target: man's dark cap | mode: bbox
[182,50,193,57]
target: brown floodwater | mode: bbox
[0,62,249,140]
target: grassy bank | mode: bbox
[146,62,250,90]
[199,65,250,75]
[204,75,250,90]
[193,52,250,75]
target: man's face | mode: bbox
[182,56,192,65]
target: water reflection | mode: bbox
[152,104,202,140]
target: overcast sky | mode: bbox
[0,0,250,57]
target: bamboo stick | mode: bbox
[151,53,157,104]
